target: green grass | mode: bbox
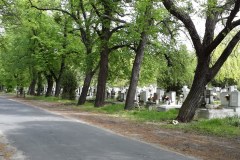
[25,95,77,103]
[122,109,178,122]
[78,103,125,114]
[168,117,240,138]
[100,104,125,113]
[78,103,178,121]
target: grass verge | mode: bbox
[172,117,240,138]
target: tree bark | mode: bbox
[28,79,37,95]
[28,69,37,95]
[124,1,153,110]
[125,32,148,110]
[52,54,65,97]
[78,71,95,105]
[54,79,61,97]
[95,48,109,107]
[45,74,54,97]
[176,62,209,122]
[94,1,112,107]
[36,72,43,96]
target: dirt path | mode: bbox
[9,97,240,160]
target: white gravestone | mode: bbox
[220,92,229,106]
[230,91,240,107]
[229,86,237,92]
[182,86,190,101]
[221,88,228,92]
[166,91,176,105]
[213,87,221,92]
[140,91,150,103]
[156,88,164,102]
[77,87,82,95]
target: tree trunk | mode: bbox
[125,32,148,110]
[176,63,209,122]
[54,79,61,97]
[53,55,65,97]
[36,72,43,96]
[78,71,94,105]
[28,70,37,95]
[45,74,54,97]
[95,49,109,107]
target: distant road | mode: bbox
[0,97,195,160]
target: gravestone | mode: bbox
[229,86,236,92]
[140,91,149,103]
[117,91,121,101]
[166,91,176,105]
[120,93,125,101]
[205,89,214,104]
[111,88,116,99]
[213,87,221,92]
[156,88,164,102]
[182,86,190,101]
[178,95,184,105]
[220,92,230,107]
[230,91,240,107]
[169,91,176,104]
[221,88,228,92]
[212,87,221,100]
[196,87,240,119]
[89,87,93,97]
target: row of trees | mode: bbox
[0,0,239,122]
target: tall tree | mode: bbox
[125,0,154,109]
[44,72,54,97]
[91,0,128,107]
[162,0,240,122]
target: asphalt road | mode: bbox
[0,97,196,160]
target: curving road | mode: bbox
[0,97,196,160]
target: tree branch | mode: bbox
[92,62,100,75]
[49,69,57,81]
[226,0,240,26]
[79,0,87,20]
[102,15,127,23]
[109,44,129,52]
[92,25,101,37]
[206,18,240,54]
[91,3,101,18]
[109,25,125,37]
[210,31,240,79]
[162,0,202,55]
[202,1,218,48]
[205,0,240,55]
[28,0,78,22]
